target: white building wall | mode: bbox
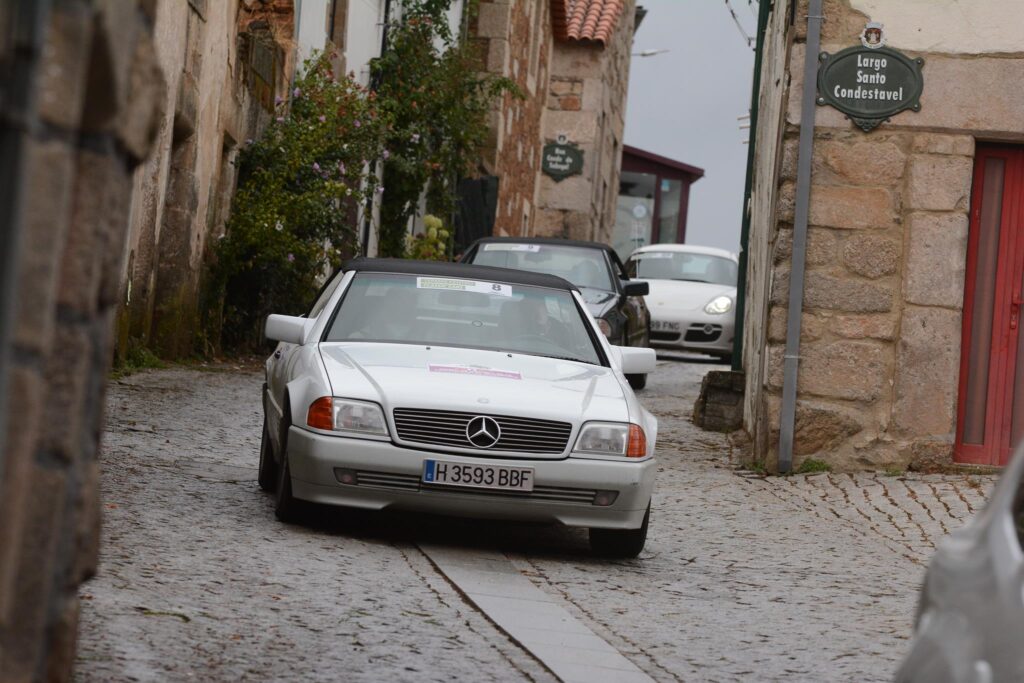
[295,0,332,67]
[850,0,1024,54]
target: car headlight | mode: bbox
[307,397,389,437]
[572,422,647,458]
[596,317,612,338]
[704,295,733,315]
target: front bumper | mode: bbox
[286,427,655,529]
[649,311,735,354]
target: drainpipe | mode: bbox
[778,0,823,473]
[730,0,772,371]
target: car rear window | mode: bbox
[325,272,602,366]
[469,243,614,291]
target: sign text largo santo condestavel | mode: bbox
[816,45,924,132]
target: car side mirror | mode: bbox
[622,281,649,297]
[265,314,307,345]
[615,346,656,374]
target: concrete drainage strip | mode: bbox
[418,544,654,683]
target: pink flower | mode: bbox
[319,115,326,122]
[376,185,384,194]
[337,161,346,174]
[382,150,390,160]
[354,120,361,128]
[293,87,302,98]
[411,133,420,143]
[312,162,321,171]
[276,117,284,122]
[287,253,295,262]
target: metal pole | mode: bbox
[778,0,823,474]
[730,0,772,371]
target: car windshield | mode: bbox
[325,272,602,365]
[627,251,737,286]
[469,243,614,291]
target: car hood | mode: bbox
[643,279,736,313]
[579,287,618,319]
[318,343,630,426]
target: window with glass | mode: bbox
[326,273,602,365]
[470,244,614,291]
[614,172,656,256]
[627,252,737,286]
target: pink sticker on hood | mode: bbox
[429,364,523,380]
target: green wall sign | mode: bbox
[542,141,584,181]
[816,46,924,132]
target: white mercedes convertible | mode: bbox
[261,259,658,557]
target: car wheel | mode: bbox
[589,504,649,558]
[274,414,302,523]
[258,417,277,492]
[626,372,647,390]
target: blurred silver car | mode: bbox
[895,451,1024,682]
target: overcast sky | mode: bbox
[624,0,757,252]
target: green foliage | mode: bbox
[371,0,518,256]
[795,458,833,474]
[211,52,385,350]
[406,214,451,260]
[111,338,168,379]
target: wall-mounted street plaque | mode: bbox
[816,45,924,132]
[541,140,584,182]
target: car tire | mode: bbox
[274,413,302,524]
[258,417,277,492]
[626,373,647,390]
[589,504,649,558]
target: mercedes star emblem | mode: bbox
[466,415,501,449]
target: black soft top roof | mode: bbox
[469,236,616,254]
[342,258,579,292]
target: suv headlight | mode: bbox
[307,397,389,437]
[704,295,733,315]
[573,422,647,458]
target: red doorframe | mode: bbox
[955,144,1024,466]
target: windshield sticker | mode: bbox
[482,243,542,252]
[429,364,523,380]
[417,277,512,297]
[636,252,673,259]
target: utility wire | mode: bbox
[724,0,755,49]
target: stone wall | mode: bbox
[473,0,553,236]
[473,0,636,242]
[745,0,1024,470]
[535,0,635,242]
[0,1,163,679]
[118,0,294,359]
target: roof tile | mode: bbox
[551,0,625,45]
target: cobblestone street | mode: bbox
[77,356,995,682]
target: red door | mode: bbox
[956,145,1024,466]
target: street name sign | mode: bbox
[541,141,584,181]
[816,46,924,132]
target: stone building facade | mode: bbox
[0,1,164,679]
[473,0,638,243]
[742,0,1024,470]
[118,0,298,359]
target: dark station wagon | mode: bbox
[461,237,652,389]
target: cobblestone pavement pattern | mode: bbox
[78,356,996,682]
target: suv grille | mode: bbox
[392,408,572,454]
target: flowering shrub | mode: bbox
[372,0,518,257]
[209,52,385,350]
[406,214,451,260]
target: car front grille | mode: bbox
[650,331,681,342]
[340,469,600,505]
[684,324,723,343]
[392,408,572,454]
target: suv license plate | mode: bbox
[423,460,534,492]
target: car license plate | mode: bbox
[422,460,534,492]
[651,320,680,331]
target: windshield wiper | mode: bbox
[501,350,594,365]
